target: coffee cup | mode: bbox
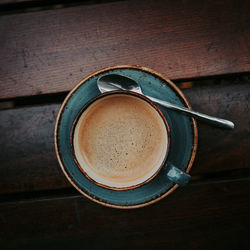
[71,90,191,190]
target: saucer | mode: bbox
[54,65,198,209]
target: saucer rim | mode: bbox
[54,65,198,209]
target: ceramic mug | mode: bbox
[70,90,191,191]
[55,65,198,208]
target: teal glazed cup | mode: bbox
[55,65,198,208]
[70,90,191,191]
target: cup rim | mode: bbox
[70,90,171,191]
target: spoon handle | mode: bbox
[146,95,234,129]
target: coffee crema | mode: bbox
[73,93,168,189]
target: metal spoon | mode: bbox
[97,74,234,129]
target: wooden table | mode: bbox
[0,0,249,249]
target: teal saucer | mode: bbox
[55,65,198,209]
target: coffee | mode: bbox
[73,93,168,189]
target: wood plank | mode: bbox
[0,0,92,5]
[0,0,65,4]
[0,0,249,99]
[182,80,250,175]
[0,0,42,4]
[0,0,91,7]
[0,178,250,249]
[0,80,249,195]
[0,104,71,194]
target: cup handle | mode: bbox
[166,163,191,187]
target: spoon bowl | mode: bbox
[98,74,142,94]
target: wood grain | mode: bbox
[1,178,250,249]
[0,0,92,5]
[0,81,249,195]
[183,80,250,175]
[0,0,249,99]
[0,0,41,4]
[0,104,71,194]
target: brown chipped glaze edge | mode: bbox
[54,65,198,209]
[70,90,171,191]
